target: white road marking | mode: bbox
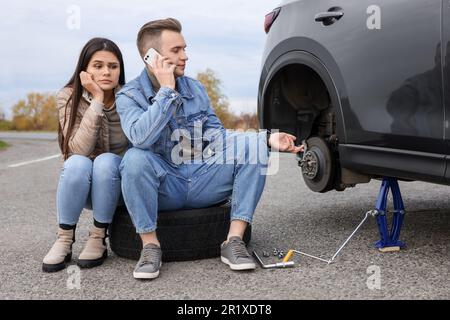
[8,154,61,168]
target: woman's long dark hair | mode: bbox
[58,38,126,159]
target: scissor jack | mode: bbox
[372,177,406,252]
[282,177,407,264]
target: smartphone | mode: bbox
[144,48,162,68]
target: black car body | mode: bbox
[258,0,450,192]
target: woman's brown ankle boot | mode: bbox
[77,221,108,268]
[42,226,75,272]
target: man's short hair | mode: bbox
[137,18,182,57]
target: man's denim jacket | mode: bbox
[116,69,225,167]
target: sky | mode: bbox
[0,0,281,119]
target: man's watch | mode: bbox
[266,130,271,149]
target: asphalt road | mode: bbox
[0,131,57,141]
[0,138,449,300]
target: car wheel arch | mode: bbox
[259,44,348,144]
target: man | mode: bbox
[116,18,303,279]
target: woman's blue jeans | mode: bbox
[56,153,122,226]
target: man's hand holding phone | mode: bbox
[144,48,176,90]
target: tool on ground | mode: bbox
[253,251,295,269]
[282,177,407,264]
[282,210,371,264]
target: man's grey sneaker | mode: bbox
[221,236,256,271]
[133,243,162,279]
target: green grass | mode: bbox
[0,140,9,150]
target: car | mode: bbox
[258,0,450,193]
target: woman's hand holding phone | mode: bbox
[80,71,104,103]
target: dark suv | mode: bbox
[258,0,450,192]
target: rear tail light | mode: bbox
[264,7,281,33]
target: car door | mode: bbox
[441,0,450,179]
[310,0,445,155]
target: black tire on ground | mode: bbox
[109,202,251,262]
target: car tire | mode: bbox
[108,202,252,262]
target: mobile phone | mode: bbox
[144,48,162,68]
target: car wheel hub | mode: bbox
[302,151,319,179]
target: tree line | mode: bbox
[0,69,259,131]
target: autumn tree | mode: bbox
[230,112,260,130]
[196,69,237,128]
[0,105,13,130]
[12,92,58,131]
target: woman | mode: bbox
[42,38,128,272]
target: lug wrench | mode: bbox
[282,210,373,264]
[252,251,295,269]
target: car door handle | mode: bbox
[314,11,344,22]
